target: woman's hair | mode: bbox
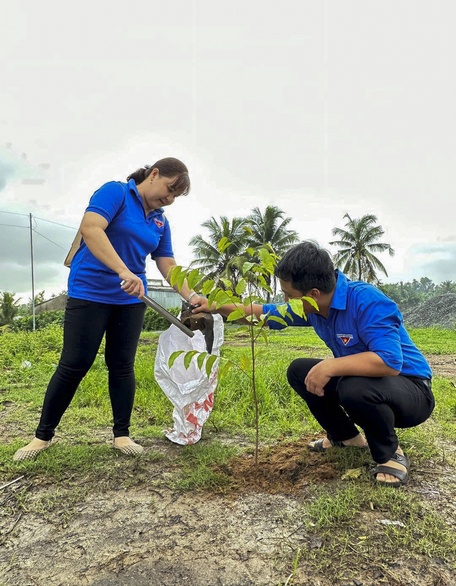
[126,157,190,196]
[275,240,336,294]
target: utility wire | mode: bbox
[32,229,67,250]
[34,216,77,230]
[0,210,29,218]
[0,210,77,230]
[0,223,28,228]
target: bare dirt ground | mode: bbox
[1,355,455,586]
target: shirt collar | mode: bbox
[127,179,164,216]
[329,270,350,311]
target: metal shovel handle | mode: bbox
[142,294,194,338]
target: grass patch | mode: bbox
[173,440,240,490]
[1,324,455,582]
[301,482,456,576]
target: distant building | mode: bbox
[35,294,68,314]
[147,279,182,309]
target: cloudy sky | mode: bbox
[1,0,455,302]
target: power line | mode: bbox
[0,223,28,229]
[32,229,67,250]
[0,210,29,218]
[34,216,77,230]
[0,210,77,230]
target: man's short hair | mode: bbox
[275,241,336,294]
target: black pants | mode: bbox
[287,358,435,463]
[35,298,146,441]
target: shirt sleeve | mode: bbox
[151,216,174,259]
[262,303,312,330]
[86,182,125,223]
[355,287,404,371]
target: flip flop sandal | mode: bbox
[307,438,347,452]
[370,452,410,488]
[13,441,52,462]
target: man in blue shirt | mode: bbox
[207,241,435,487]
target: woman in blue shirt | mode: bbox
[14,157,203,461]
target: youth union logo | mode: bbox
[337,334,353,346]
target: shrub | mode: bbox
[142,306,181,331]
[10,310,65,332]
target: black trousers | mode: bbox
[287,358,435,463]
[36,298,146,441]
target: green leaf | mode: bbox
[258,248,275,273]
[289,298,304,318]
[277,305,289,317]
[168,266,182,288]
[220,278,233,290]
[205,354,218,377]
[202,279,215,295]
[183,350,199,369]
[215,290,232,306]
[218,237,231,253]
[187,269,202,291]
[258,329,269,344]
[235,279,247,296]
[168,350,185,368]
[207,288,219,309]
[197,352,208,370]
[241,261,255,275]
[267,315,288,326]
[240,355,251,371]
[227,308,246,322]
[218,360,234,379]
[303,295,319,311]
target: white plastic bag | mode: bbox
[154,314,224,445]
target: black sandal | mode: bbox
[370,452,410,488]
[307,437,346,452]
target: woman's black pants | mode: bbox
[35,298,146,441]
[287,358,435,463]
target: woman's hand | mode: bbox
[119,270,145,297]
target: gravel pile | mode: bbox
[402,293,456,329]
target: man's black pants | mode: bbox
[287,358,435,463]
[36,298,146,441]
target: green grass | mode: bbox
[408,327,456,354]
[1,323,455,579]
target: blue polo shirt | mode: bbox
[68,179,174,304]
[263,270,431,379]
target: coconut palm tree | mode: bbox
[245,206,299,301]
[189,216,248,288]
[437,280,456,294]
[245,206,299,253]
[329,213,394,284]
[0,292,20,326]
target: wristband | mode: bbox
[187,291,197,303]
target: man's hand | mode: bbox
[304,360,332,396]
[192,297,214,313]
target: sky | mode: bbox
[1,0,455,303]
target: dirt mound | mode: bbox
[402,293,456,329]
